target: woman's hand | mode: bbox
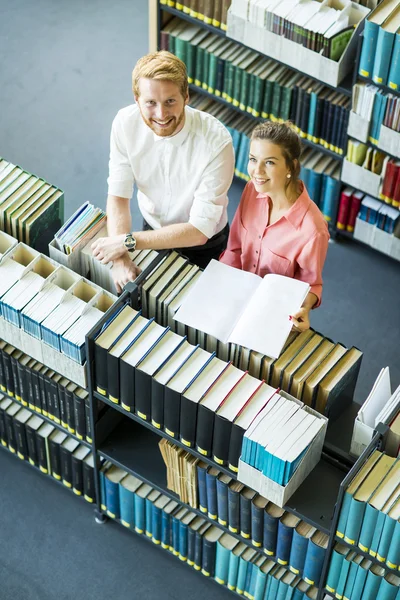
[290,307,310,332]
[91,234,126,264]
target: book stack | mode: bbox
[162,18,350,155]
[0,157,64,254]
[53,201,106,256]
[0,341,106,442]
[359,0,400,90]
[336,187,365,232]
[164,0,232,31]
[159,437,198,507]
[100,461,322,597]
[0,396,95,501]
[351,82,400,147]
[326,543,400,600]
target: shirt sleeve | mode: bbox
[188,141,234,239]
[294,230,329,308]
[107,112,135,199]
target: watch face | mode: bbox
[125,234,136,250]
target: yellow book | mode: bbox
[290,340,338,403]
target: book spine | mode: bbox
[202,536,217,577]
[73,394,86,440]
[161,509,171,550]
[107,353,120,404]
[14,419,28,460]
[276,520,295,566]
[216,477,229,526]
[5,413,17,453]
[119,485,135,528]
[303,539,326,586]
[152,505,162,544]
[145,497,153,537]
[239,492,252,539]
[135,370,152,422]
[25,425,38,466]
[228,487,240,534]
[197,463,208,514]
[120,360,135,413]
[105,478,120,519]
[49,439,62,480]
[65,389,76,434]
[83,460,95,503]
[196,405,215,456]
[163,387,181,438]
[35,432,49,474]
[71,455,84,496]
[251,501,264,548]
[205,469,218,521]
[60,446,73,488]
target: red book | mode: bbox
[381,160,398,204]
[347,191,364,232]
[336,187,353,230]
[392,167,400,208]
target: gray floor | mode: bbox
[0,1,400,599]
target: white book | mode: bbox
[267,407,308,458]
[375,385,400,427]
[284,414,325,464]
[233,383,277,431]
[153,340,196,386]
[216,373,261,422]
[254,399,296,450]
[121,321,167,368]
[136,330,184,376]
[243,393,281,443]
[166,347,213,393]
[174,260,309,358]
[108,315,149,359]
[358,367,391,426]
[183,357,229,404]
[199,364,244,413]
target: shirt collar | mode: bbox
[152,106,191,146]
[256,182,311,230]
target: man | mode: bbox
[92,51,235,293]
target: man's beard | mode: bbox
[139,106,185,137]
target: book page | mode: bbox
[174,260,261,343]
[229,274,310,358]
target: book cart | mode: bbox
[149,0,400,264]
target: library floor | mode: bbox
[0,2,400,599]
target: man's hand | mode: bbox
[290,307,311,332]
[91,234,126,264]
[111,255,141,294]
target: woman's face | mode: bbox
[247,139,291,195]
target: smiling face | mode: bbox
[247,138,292,195]
[135,78,189,137]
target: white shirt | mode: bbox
[107,104,235,239]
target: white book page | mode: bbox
[174,260,261,343]
[230,274,310,358]
[359,367,391,426]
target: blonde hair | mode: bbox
[132,51,188,98]
[251,121,302,185]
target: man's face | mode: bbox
[135,78,188,137]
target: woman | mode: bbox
[220,121,330,332]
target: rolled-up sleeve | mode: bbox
[107,113,135,199]
[294,231,329,307]
[189,142,234,239]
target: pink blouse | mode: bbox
[220,181,330,306]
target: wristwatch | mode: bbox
[124,232,136,253]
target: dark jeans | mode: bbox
[142,220,230,270]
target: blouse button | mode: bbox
[256,250,258,254]
[259,235,261,239]
[253,264,256,268]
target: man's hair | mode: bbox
[251,121,302,184]
[132,51,188,98]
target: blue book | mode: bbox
[228,480,243,534]
[307,92,318,142]
[119,474,142,528]
[371,493,400,558]
[335,551,357,600]
[161,499,178,550]
[306,170,323,208]
[268,567,286,599]
[325,544,347,594]
[248,560,262,599]
[386,519,400,569]
[253,569,268,600]
[179,512,196,561]
[236,549,256,594]
[377,574,400,600]
[351,557,373,600]
[227,542,246,591]
[145,489,160,538]
[104,464,126,519]
[359,16,381,78]
[343,556,364,600]
[263,504,284,557]
[134,483,152,534]
[376,513,398,563]
[289,522,316,576]
[151,495,170,545]
[240,487,256,540]
[201,525,222,578]
[300,166,311,190]
[388,31,400,90]
[372,7,400,86]
[196,461,208,514]
[172,507,188,557]
[291,581,310,600]
[359,503,383,552]
[276,514,300,566]
[216,473,230,527]
[194,521,211,571]
[243,559,254,597]
[303,531,328,587]
[370,92,385,144]
[370,511,388,557]
[215,534,238,585]
[251,494,268,549]
[277,573,297,600]
[205,466,218,521]
[99,461,111,511]
[321,171,341,223]
[363,564,386,600]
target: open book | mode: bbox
[174,260,310,359]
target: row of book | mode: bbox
[99,462,321,599]
[0,157,64,254]
[163,17,350,154]
[228,0,367,61]
[140,253,362,415]
[336,450,400,571]
[0,396,95,501]
[352,82,400,142]
[359,0,400,90]
[0,340,99,441]
[0,239,116,364]
[357,196,400,234]
[336,188,365,233]
[161,0,231,31]
[326,543,400,600]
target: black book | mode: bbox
[135,329,182,422]
[82,453,95,503]
[289,85,299,123]
[4,402,22,453]
[187,516,204,567]
[2,344,16,397]
[94,304,138,396]
[73,388,88,441]
[196,364,244,457]
[71,445,91,496]
[10,349,23,402]
[58,377,69,429]
[0,397,12,446]
[227,480,244,534]
[60,437,80,488]
[164,347,213,439]
[251,494,269,548]
[25,414,43,466]
[120,320,166,414]
[38,366,50,417]
[44,368,55,420]
[324,98,336,150]
[212,373,260,466]
[319,97,331,148]
[49,373,62,424]
[180,357,227,449]
[35,422,54,474]
[14,407,31,460]
[0,340,7,392]
[151,340,194,430]
[194,521,212,572]
[313,93,326,143]
[84,394,93,444]
[48,429,68,480]
[65,382,78,434]
[240,487,257,540]
[201,526,223,577]
[300,90,311,138]
[23,358,36,412]
[31,361,44,414]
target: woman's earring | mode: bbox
[286,174,291,179]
